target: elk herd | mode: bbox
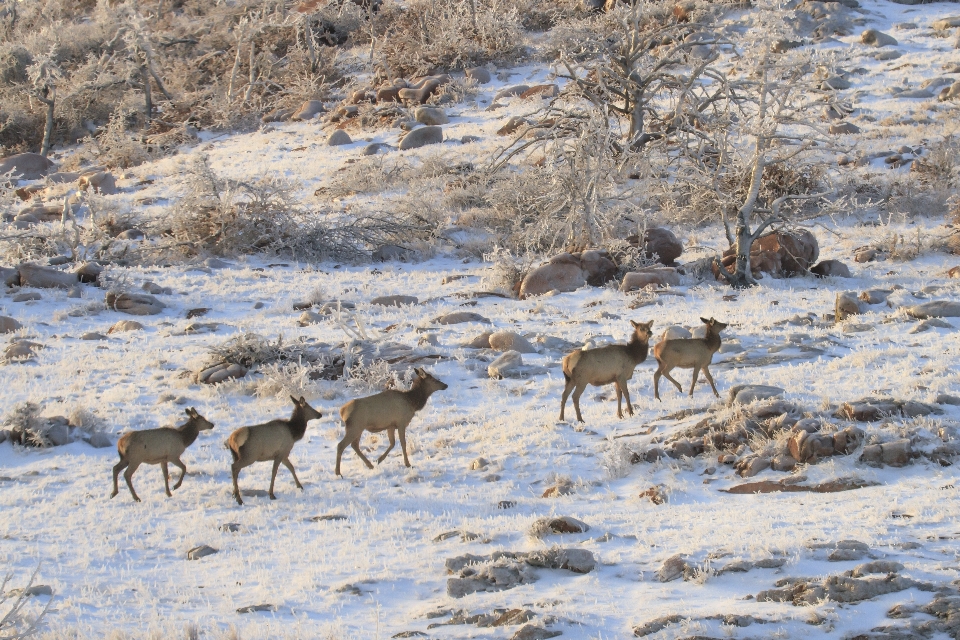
[109,318,727,503]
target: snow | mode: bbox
[3,0,960,637]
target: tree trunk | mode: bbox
[39,95,54,157]
[142,65,152,123]
[729,221,756,289]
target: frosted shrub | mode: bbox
[601,439,634,479]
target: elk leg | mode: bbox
[654,366,663,401]
[282,456,303,490]
[614,382,624,418]
[559,378,575,421]
[111,459,128,498]
[662,367,684,393]
[620,377,634,416]
[123,462,142,502]
[335,435,351,476]
[571,383,587,423]
[171,457,187,490]
[351,438,374,469]
[399,427,411,468]
[161,461,172,497]
[702,366,720,398]
[689,367,701,396]
[377,429,397,464]
[231,460,244,505]
[269,458,282,499]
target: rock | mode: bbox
[519,254,585,298]
[298,311,323,326]
[488,350,523,378]
[327,130,352,146]
[0,153,55,180]
[639,227,683,265]
[579,249,617,286]
[18,264,78,289]
[660,326,691,341]
[434,311,490,325]
[370,295,418,307]
[466,67,491,83]
[634,615,685,637]
[933,17,960,30]
[940,82,960,102]
[494,85,530,100]
[937,393,960,405]
[261,107,294,122]
[78,171,117,195]
[372,244,415,262]
[620,268,680,291]
[45,421,72,446]
[832,426,864,455]
[525,548,596,574]
[0,316,21,333]
[12,292,41,302]
[464,332,493,348]
[874,49,902,60]
[852,560,904,576]
[488,331,536,354]
[399,126,443,151]
[510,626,561,640]
[906,301,960,319]
[753,229,818,275]
[657,555,690,582]
[236,604,275,613]
[835,292,863,321]
[520,84,559,99]
[87,432,112,448]
[736,455,771,477]
[187,545,218,560]
[80,332,108,341]
[861,29,897,46]
[470,457,488,470]
[0,267,18,287]
[542,481,574,497]
[414,107,448,126]
[771,454,798,471]
[830,122,861,134]
[198,363,247,384]
[497,116,528,136]
[141,281,171,295]
[772,38,802,53]
[859,289,891,305]
[729,384,785,404]
[106,292,165,315]
[639,485,667,504]
[811,260,851,277]
[543,516,589,534]
[789,431,836,463]
[292,100,325,120]
[842,323,874,333]
[880,439,912,466]
[75,261,103,284]
[821,76,851,90]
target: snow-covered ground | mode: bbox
[3,0,960,638]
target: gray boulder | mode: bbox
[327,130,352,146]
[106,292,166,315]
[861,29,897,46]
[414,107,448,126]
[399,126,443,151]
[18,264,78,289]
[0,153,55,180]
[466,67,491,83]
[292,100,325,120]
[906,301,960,318]
[729,384,785,404]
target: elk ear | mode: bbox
[185,408,193,417]
[645,320,654,329]
[415,367,426,377]
[630,320,639,328]
[700,317,710,324]
[290,395,299,404]
[299,396,306,405]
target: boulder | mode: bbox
[906,301,960,319]
[494,85,530,100]
[657,555,691,582]
[18,264,78,289]
[811,260,851,277]
[397,79,442,105]
[466,67,491,84]
[463,332,493,348]
[376,86,402,103]
[932,17,960,30]
[105,292,166,315]
[187,545,218,560]
[639,227,683,265]
[519,254,585,298]
[835,292,863,321]
[830,122,861,134]
[488,350,523,378]
[620,268,680,291]
[414,107,448,126]
[372,244,415,262]
[659,326,691,341]
[488,331,537,354]
[4,341,41,361]
[292,100,325,121]
[497,116,528,136]
[520,84,559,99]
[753,229,818,275]
[540,516,590,534]
[832,426,864,455]
[261,107,294,123]
[579,249,617,286]
[108,320,144,333]
[399,126,443,151]
[861,439,912,466]
[198,363,247,384]
[735,455,771,477]
[859,289,891,305]
[788,431,836,463]
[434,311,490,325]
[729,384,785,404]
[327,130,352,146]
[940,82,960,102]
[525,548,596,574]
[0,267,19,286]
[0,153,55,180]
[78,171,117,195]
[75,262,103,284]
[87,432,112,448]
[0,316,22,333]
[861,29,897,46]
[370,295,418,307]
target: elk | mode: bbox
[227,396,322,505]
[653,317,728,400]
[335,367,447,476]
[111,408,214,502]
[559,320,654,423]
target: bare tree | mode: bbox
[26,47,62,157]
[677,48,834,288]
[559,1,729,148]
